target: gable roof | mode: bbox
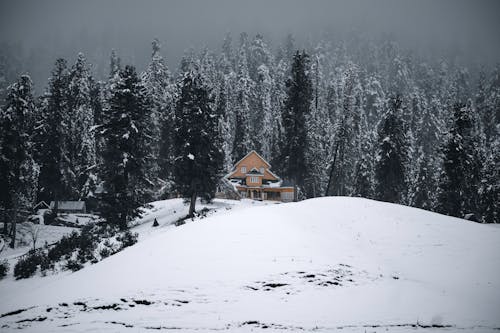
[247,168,263,175]
[49,201,86,211]
[234,150,271,168]
[34,201,50,210]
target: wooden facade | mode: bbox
[224,151,294,202]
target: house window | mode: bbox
[250,176,259,183]
[259,167,264,174]
[281,191,294,201]
[241,166,246,173]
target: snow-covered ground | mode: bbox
[0,197,499,332]
[0,224,78,263]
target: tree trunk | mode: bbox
[325,143,339,196]
[2,210,8,235]
[188,191,197,218]
[9,209,16,249]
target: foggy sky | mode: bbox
[1,0,499,88]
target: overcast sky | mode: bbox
[1,0,499,86]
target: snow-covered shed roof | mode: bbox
[49,201,86,211]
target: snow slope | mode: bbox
[0,197,499,332]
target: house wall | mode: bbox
[246,175,263,186]
[231,152,278,181]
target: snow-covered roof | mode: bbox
[233,150,271,168]
[49,201,86,211]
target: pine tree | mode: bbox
[480,139,499,223]
[353,114,375,199]
[36,59,72,206]
[281,51,313,196]
[326,64,360,196]
[215,74,234,172]
[67,53,97,199]
[100,65,154,229]
[483,65,500,146]
[141,39,175,191]
[173,69,223,218]
[411,149,435,210]
[437,102,483,220]
[0,75,39,247]
[374,95,408,204]
[255,64,273,159]
[231,39,252,162]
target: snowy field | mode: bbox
[0,197,499,332]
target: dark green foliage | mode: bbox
[99,245,113,259]
[480,142,499,223]
[100,65,154,229]
[14,250,45,279]
[35,59,70,204]
[47,230,80,262]
[14,223,139,279]
[281,51,313,190]
[116,230,138,249]
[0,260,9,279]
[412,153,436,210]
[65,259,83,272]
[173,68,223,217]
[374,96,408,204]
[0,75,38,247]
[437,103,483,219]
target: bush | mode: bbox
[65,259,83,272]
[47,230,80,262]
[0,260,9,279]
[14,250,46,279]
[43,210,56,225]
[99,247,112,258]
[117,230,138,249]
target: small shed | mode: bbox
[49,201,87,214]
[33,201,50,211]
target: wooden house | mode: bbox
[223,151,294,202]
[49,201,87,214]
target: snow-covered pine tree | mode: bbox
[219,32,235,75]
[215,73,234,172]
[483,65,500,146]
[352,112,375,199]
[36,59,72,206]
[325,63,359,197]
[67,53,97,199]
[141,38,174,193]
[231,36,253,162]
[255,64,273,160]
[269,57,288,170]
[100,65,154,230]
[173,68,223,218]
[437,102,483,220]
[303,48,332,198]
[409,95,443,210]
[0,75,39,247]
[281,50,313,196]
[480,139,499,223]
[374,95,408,204]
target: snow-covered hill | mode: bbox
[1,197,499,332]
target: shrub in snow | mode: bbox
[47,230,80,262]
[152,218,159,227]
[0,260,9,279]
[99,246,113,259]
[117,230,138,249]
[65,259,83,272]
[14,223,139,279]
[43,210,56,225]
[14,250,45,279]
